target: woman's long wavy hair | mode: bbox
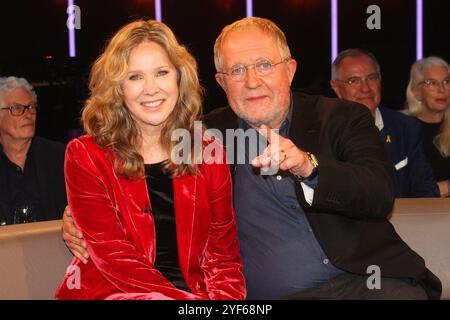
[82,20,203,179]
[406,56,450,157]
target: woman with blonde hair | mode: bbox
[55,20,245,300]
[406,56,450,197]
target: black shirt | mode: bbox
[0,144,43,225]
[144,162,189,291]
[418,119,450,182]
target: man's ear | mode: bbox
[286,59,297,85]
[215,73,227,92]
[330,80,341,98]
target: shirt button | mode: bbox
[308,228,313,232]
[276,175,282,181]
[323,259,329,265]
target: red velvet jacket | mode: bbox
[55,136,246,300]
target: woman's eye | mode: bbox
[156,70,169,77]
[128,74,142,80]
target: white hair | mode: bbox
[406,56,450,157]
[0,76,38,107]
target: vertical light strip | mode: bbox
[416,0,423,60]
[68,0,76,57]
[246,0,253,17]
[331,0,338,63]
[155,0,162,22]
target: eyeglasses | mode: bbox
[418,78,450,91]
[335,74,381,86]
[0,103,39,116]
[218,58,290,82]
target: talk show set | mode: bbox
[0,0,449,310]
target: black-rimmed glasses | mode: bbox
[0,103,38,116]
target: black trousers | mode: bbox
[282,273,428,300]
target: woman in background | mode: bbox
[407,57,450,197]
[55,20,245,300]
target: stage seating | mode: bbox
[0,220,72,300]
[0,198,449,299]
[389,198,450,299]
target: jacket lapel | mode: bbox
[289,93,321,154]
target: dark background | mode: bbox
[0,0,448,142]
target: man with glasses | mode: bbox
[62,18,441,299]
[331,49,439,198]
[0,76,66,225]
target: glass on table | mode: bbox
[13,205,37,224]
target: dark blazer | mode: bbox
[379,107,439,198]
[0,137,67,223]
[204,92,442,299]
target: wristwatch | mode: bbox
[296,152,319,181]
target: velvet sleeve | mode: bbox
[65,139,203,300]
[201,158,246,300]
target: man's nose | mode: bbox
[245,66,263,88]
[359,79,371,92]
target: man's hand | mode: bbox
[437,180,450,198]
[252,125,314,178]
[62,206,89,264]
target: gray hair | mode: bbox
[406,56,450,116]
[214,17,291,72]
[0,76,38,107]
[331,48,381,80]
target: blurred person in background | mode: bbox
[0,76,66,226]
[331,49,439,198]
[406,56,450,197]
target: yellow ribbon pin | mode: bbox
[386,135,392,143]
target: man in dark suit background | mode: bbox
[0,76,66,225]
[331,49,439,198]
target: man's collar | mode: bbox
[374,107,384,131]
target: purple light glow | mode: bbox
[155,0,162,22]
[246,0,253,17]
[68,0,76,57]
[416,0,423,60]
[331,0,338,63]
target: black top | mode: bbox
[0,144,42,225]
[144,162,189,291]
[418,119,450,182]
